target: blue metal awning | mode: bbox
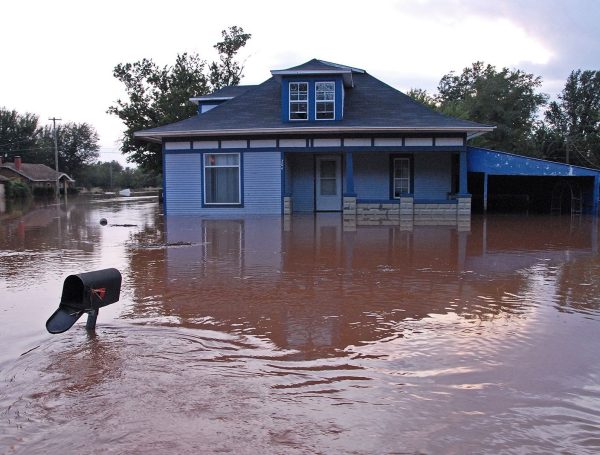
[467,146,600,215]
[467,146,600,177]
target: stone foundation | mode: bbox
[283,196,292,215]
[351,196,472,225]
[356,202,400,220]
[343,196,357,216]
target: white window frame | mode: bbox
[393,157,411,198]
[315,81,335,120]
[203,152,241,205]
[289,82,308,121]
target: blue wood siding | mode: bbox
[288,153,314,212]
[165,151,281,215]
[414,153,452,199]
[241,152,281,214]
[164,153,202,214]
[353,153,390,199]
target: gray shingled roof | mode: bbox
[136,60,494,140]
[191,85,257,100]
[1,163,74,182]
[272,58,364,73]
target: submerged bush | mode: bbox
[5,180,31,199]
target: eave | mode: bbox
[135,126,495,143]
[270,69,356,87]
[0,167,74,182]
[189,96,234,105]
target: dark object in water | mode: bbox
[46,268,122,334]
[110,224,138,227]
[99,218,108,226]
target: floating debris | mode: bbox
[133,241,196,249]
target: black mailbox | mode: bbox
[46,268,122,334]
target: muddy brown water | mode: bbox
[1,197,600,454]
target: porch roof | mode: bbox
[467,147,600,177]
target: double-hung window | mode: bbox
[289,82,308,120]
[393,157,410,197]
[204,153,241,205]
[315,82,335,120]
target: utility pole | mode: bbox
[49,117,62,197]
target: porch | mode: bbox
[282,150,471,221]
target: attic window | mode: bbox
[315,82,335,120]
[289,82,308,120]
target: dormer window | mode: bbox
[289,82,308,120]
[315,82,335,120]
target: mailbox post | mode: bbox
[46,268,122,334]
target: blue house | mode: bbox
[135,59,496,218]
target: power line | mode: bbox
[0,147,55,153]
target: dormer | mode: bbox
[271,59,365,122]
[190,85,256,115]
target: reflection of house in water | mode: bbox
[125,215,600,357]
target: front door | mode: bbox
[316,155,342,211]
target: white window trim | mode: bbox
[289,81,308,121]
[203,152,241,205]
[393,157,410,198]
[315,81,335,121]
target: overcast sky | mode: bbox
[1,0,598,165]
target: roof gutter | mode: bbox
[189,96,234,105]
[135,126,495,142]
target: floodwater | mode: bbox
[1,197,600,454]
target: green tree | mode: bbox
[38,122,100,178]
[78,161,122,189]
[406,88,437,109]
[77,160,160,190]
[541,70,600,167]
[437,62,547,153]
[108,26,252,174]
[0,109,99,177]
[0,108,41,163]
[209,26,252,90]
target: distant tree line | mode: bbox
[407,63,600,168]
[78,160,161,190]
[0,109,100,177]
[0,110,158,190]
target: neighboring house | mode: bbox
[134,59,497,217]
[0,156,74,192]
[0,175,8,202]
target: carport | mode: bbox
[467,147,600,215]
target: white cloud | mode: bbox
[0,0,590,166]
